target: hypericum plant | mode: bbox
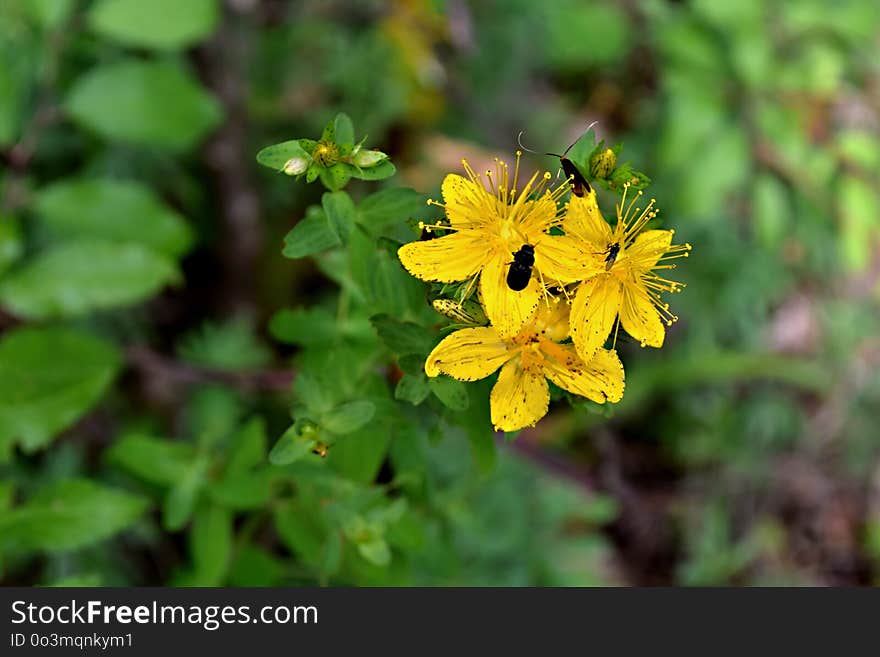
[257,115,689,458]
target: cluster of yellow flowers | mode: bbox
[397,152,691,432]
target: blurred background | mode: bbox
[1,0,879,586]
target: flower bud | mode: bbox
[589,148,616,179]
[353,149,388,168]
[282,156,309,176]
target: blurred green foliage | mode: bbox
[0,0,879,586]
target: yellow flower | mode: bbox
[425,299,624,432]
[398,153,589,338]
[564,186,691,360]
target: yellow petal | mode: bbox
[619,279,665,348]
[398,231,489,283]
[542,343,625,404]
[624,229,673,272]
[563,189,612,245]
[441,174,494,229]
[480,253,541,339]
[569,275,623,360]
[535,233,602,283]
[425,327,512,380]
[490,358,549,432]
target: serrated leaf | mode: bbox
[34,178,194,257]
[282,207,342,259]
[106,433,196,487]
[0,327,120,453]
[357,187,427,232]
[66,59,222,150]
[429,376,469,411]
[256,139,311,171]
[321,400,375,435]
[0,479,147,553]
[0,240,179,319]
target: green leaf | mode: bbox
[162,456,209,531]
[228,544,286,586]
[357,537,391,567]
[321,400,376,435]
[0,327,120,453]
[178,318,272,371]
[349,232,418,316]
[268,423,316,466]
[319,163,353,191]
[333,113,354,146]
[370,314,434,356]
[326,424,392,484]
[0,479,147,553]
[352,160,396,181]
[0,240,179,319]
[270,307,337,347]
[88,0,219,51]
[320,118,335,143]
[429,376,469,411]
[839,176,878,272]
[189,504,232,585]
[395,374,430,405]
[357,187,427,232]
[752,174,789,249]
[106,433,196,487]
[256,139,310,171]
[274,501,325,566]
[282,206,342,259]
[322,191,356,241]
[66,59,222,150]
[19,0,76,29]
[34,178,194,257]
[225,418,267,473]
[545,1,631,69]
[0,215,24,276]
[207,471,272,510]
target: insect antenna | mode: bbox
[516,131,542,155]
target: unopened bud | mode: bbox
[353,149,388,168]
[589,148,616,179]
[282,156,309,176]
